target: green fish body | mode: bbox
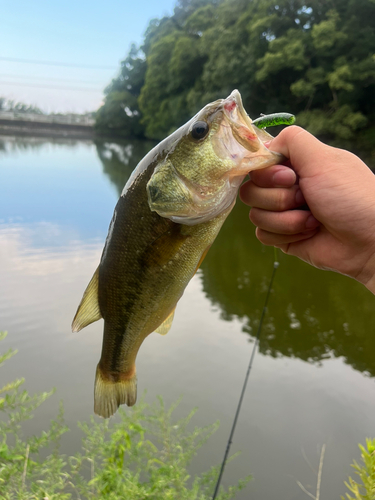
[72,90,283,418]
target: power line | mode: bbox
[1,74,106,85]
[0,57,117,70]
[0,81,103,93]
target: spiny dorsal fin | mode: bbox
[72,266,102,332]
[155,308,175,335]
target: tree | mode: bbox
[97,0,375,159]
[95,45,146,138]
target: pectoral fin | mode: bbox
[72,266,102,332]
[155,308,176,335]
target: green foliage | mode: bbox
[0,331,68,499]
[0,331,249,499]
[95,45,146,138]
[342,439,375,500]
[97,0,375,161]
[70,401,249,500]
[296,105,368,140]
[311,8,347,51]
[256,28,308,81]
[0,99,44,114]
[95,90,144,138]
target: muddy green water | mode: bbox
[1,135,375,499]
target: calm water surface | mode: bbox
[1,135,375,499]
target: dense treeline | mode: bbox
[96,0,375,156]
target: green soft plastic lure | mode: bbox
[253,112,295,129]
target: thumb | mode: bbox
[268,126,330,178]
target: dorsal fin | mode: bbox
[72,266,102,332]
[155,308,176,335]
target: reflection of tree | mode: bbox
[200,200,375,377]
[95,139,155,196]
[93,139,375,377]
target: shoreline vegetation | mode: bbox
[0,331,249,500]
[1,330,375,499]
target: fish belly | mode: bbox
[94,170,232,417]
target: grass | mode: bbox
[0,331,249,499]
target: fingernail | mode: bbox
[305,214,319,229]
[295,189,305,205]
[273,169,295,187]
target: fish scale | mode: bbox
[72,90,284,418]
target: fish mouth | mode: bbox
[224,91,253,129]
[222,90,260,152]
[220,89,284,174]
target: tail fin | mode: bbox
[94,364,137,418]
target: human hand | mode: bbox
[240,126,375,294]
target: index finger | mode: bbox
[250,164,297,188]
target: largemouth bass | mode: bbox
[72,90,283,418]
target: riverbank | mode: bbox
[0,118,94,139]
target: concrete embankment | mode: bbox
[0,113,95,139]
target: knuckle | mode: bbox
[285,212,309,234]
[275,189,290,210]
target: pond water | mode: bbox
[1,135,375,499]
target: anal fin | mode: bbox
[72,266,102,332]
[155,308,176,335]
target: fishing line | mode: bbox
[212,248,279,500]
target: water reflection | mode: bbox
[0,135,91,154]
[1,135,375,500]
[91,138,375,378]
[201,201,375,374]
[3,135,374,378]
[95,139,156,196]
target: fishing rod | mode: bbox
[211,246,279,500]
[211,112,294,498]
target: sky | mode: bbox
[0,0,178,113]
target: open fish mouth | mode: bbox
[210,89,284,177]
[222,90,261,153]
[147,89,285,226]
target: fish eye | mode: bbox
[191,121,209,140]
